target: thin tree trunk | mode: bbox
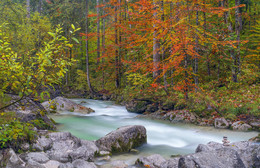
[86,0,94,93]
[235,0,242,74]
[161,0,167,92]
[194,3,199,92]
[38,0,42,14]
[203,0,210,76]
[153,0,160,82]
[222,0,237,82]
[26,0,30,18]
[97,0,101,65]
[102,0,106,89]
[115,0,120,88]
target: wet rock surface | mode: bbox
[41,97,94,114]
[95,125,147,153]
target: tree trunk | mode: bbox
[222,0,237,82]
[26,0,30,18]
[97,0,101,65]
[235,0,242,74]
[86,0,94,93]
[38,0,42,14]
[153,0,160,82]
[102,0,106,89]
[115,0,120,88]
[194,3,199,91]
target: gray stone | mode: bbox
[3,95,55,129]
[135,154,166,168]
[99,151,111,156]
[161,158,179,168]
[232,121,252,131]
[58,163,73,168]
[37,136,53,151]
[72,159,97,168]
[43,160,62,168]
[170,111,197,123]
[95,125,147,153]
[24,152,50,164]
[125,100,149,113]
[25,159,45,168]
[249,121,260,129]
[110,160,128,168]
[5,149,26,168]
[47,132,81,163]
[214,117,229,129]
[21,143,30,151]
[179,148,246,168]
[41,97,94,114]
[68,145,95,162]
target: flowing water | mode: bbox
[50,99,258,166]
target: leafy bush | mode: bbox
[0,112,36,151]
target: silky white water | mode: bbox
[50,99,258,165]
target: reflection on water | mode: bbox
[50,99,258,164]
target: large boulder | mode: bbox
[45,132,98,163]
[214,117,229,129]
[125,100,149,113]
[3,95,55,129]
[41,97,94,114]
[195,141,260,168]
[179,148,246,168]
[231,121,252,131]
[95,125,147,153]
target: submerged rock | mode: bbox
[41,97,94,114]
[95,125,147,153]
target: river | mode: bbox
[50,99,258,166]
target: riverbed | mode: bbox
[50,99,258,166]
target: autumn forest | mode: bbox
[0,0,259,125]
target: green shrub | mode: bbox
[0,113,36,151]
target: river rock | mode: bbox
[125,100,149,113]
[95,125,147,153]
[58,162,73,168]
[195,141,260,168]
[104,160,128,168]
[22,152,49,164]
[231,121,252,131]
[4,148,26,168]
[43,160,62,168]
[72,159,97,168]
[214,117,229,129]
[179,148,246,168]
[46,132,82,162]
[170,110,197,123]
[249,121,260,129]
[25,159,45,168]
[3,95,55,129]
[135,154,166,168]
[41,97,94,114]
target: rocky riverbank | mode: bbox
[1,126,259,168]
